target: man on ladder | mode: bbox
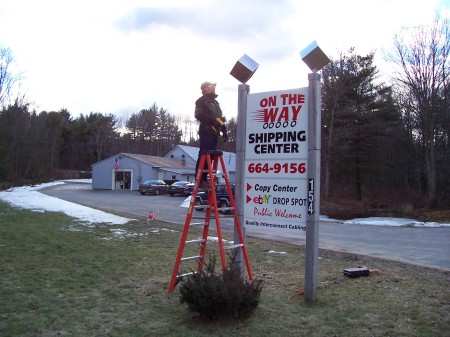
[167,81,253,293]
[194,81,227,189]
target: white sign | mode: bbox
[244,88,308,237]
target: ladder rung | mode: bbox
[194,205,235,212]
[218,207,235,211]
[185,239,206,244]
[189,221,207,226]
[224,244,244,250]
[177,271,197,279]
[191,215,217,219]
[194,205,210,210]
[195,206,225,212]
[181,255,203,262]
[201,150,223,155]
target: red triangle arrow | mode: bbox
[246,195,252,203]
[247,183,252,191]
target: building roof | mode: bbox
[166,145,236,171]
[122,153,194,169]
[91,146,235,173]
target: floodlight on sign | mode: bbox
[300,41,330,72]
[230,54,259,83]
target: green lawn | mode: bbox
[0,202,449,336]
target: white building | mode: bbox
[91,145,236,190]
[166,145,236,183]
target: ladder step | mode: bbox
[189,221,207,226]
[195,205,235,213]
[191,215,217,219]
[177,271,198,279]
[192,214,230,219]
[201,150,223,156]
[181,255,203,262]
[185,239,206,244]
[218,206,235,212]
[224,243,244,250]
[173,271,199,288]
[194,205,210,210]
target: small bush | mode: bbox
[179,252,263,321]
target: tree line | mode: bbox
[321,16,449,207]
[0,16,448,208]
[0,100,237,184]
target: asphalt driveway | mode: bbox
[39,182,450,271]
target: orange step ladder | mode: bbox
[168,150,253,293]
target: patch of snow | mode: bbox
[343,217,450,228]
[268,250,287,254]
[0,180,133,225]
[1,180,449,228]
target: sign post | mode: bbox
[304,72,321,303]
[231,55,259,275]
[235,83,250,273]
[301,41,330,303]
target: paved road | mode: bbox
[40,182,450,271]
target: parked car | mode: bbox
[183,182,195,196]
[169,181,190,196]
[195,183,235,214]
[183,178,219,196]
[138,180,168,195]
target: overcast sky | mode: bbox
[0,0,448,122]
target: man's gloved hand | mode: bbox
[212,119,223,130]
[207,118,223,135]
[221,125,228,142]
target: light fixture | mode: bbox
[230,54,259,83]
[300,41,330,72]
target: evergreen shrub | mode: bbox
[179,252,263,321]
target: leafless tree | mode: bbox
[386,15,450,206]
[181,113,197,144]
[0,47,22,107]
